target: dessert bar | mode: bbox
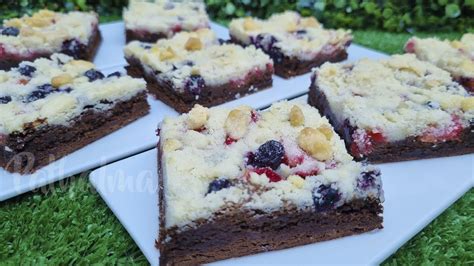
[405,34,474,93]
[124,0,210,43]
[125,29,273,113]
[308,54,474,163]
[0,54,149,174]
[229,11,352,78]
[157,102,384,264]
[0,9,101,70]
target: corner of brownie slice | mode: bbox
[123,0,210,43]
[404,33,474,93]
[124,29,274,113]
[0,53,149,174]
[308,53,474,163]
[0,9,101,70]
[157,102,384,265]
[228,11,352,78]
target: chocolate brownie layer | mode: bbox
[157,145,382,265]
[0,92,149,174]
[0,27,102,71]
[308,82,474,163]
[125,29,168,43]
[230,36,349,79]
[126,57,273,113]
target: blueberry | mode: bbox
[84,69,105,81]
[312,184,341,212]
[107,71,122,78]
[25,84,54,102]
[1,27,19,36]
[357,169,380,190]
[61,39,85,59]
[218,38,231,45]
[183,60,194,67]
[250,34,284,64]
[0,96,12,104]
[469,118,474,128]
[248,140,285,170]
[268,46,284,64]
[184,75,205,95]
[141,44,152,50]
[295,30,307,35]
[60,87,73,93]
[426,101,440,109]
[18,65,36,77]
[207,178,231,194]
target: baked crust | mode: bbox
[125,29,168,43]
[0,92,149,174]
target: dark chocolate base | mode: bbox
[0,92,149,174]
[125,29,168,43]
[126,57,273,113]
[308,80,474,163]
[230,36,349,79]
[156,144,383,265]
[0,26,102,71]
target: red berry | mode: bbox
[254,168,282,182]
[405,40,416,53]
[419,115,463,143]
[251,110,259,123]
[295,169,319,178]
[225,136,237,145]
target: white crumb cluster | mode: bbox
[124,29,272,91]
[229,11,352,61]
[159,102,383,229]
[124,0,209,36]
[0,54,146,134]
[405,34,474,79]
[0,10,98,56]
[314,54,474,142]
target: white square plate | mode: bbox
[0,21,386,201]
[89,112,473,265]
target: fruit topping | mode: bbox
[253,168,282,182]
[350,128,385,157]
[225,136,237,145]
[84,69,105,81]
[1,27,19,36]
[312,184,341,212]
[297,127,333,161]
[357,169,381,190]
[107,71,122,78]
[184,75,205,95]
[419,115,463,143]
[24,84,55,102]
[0,96,12,104]
[207,178,232,194]
[247,140,285,170]
[18,65,36,77]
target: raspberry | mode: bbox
[254,168,282,182]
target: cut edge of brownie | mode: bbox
[0,92,149,174]
[230,36,349,79]
[307,79,474,163]
[0,26,102,71]
[125,57,273,113]
[156,142,383,265]
[125,29,169,43]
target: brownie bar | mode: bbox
[125,29,167,43]
[0,92,149,174]
[231,37,348,78]
[126,57,273,113]
[308,81,474,163]
[157,143,382,265]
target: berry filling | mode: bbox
[18,65,36,77]
[247,140,285,170]
[312,184,341,212]
[1,27,20,37]
[184,75,205,95]
[0,96,12,104]
[419,115,464,143]
[253,168,282,182]
[107,71,122,78]
[357,169,381,190]
[404,39,416,53]
[61,39,86,59]
[225,136,237,145]
[207,178,232,194]
[250,34,285,64]
[84,69,105,81]
[24,84,55,103]
[350,129,386,156]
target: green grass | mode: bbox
[1,30,473,264]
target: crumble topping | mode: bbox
[314,54,473,144]
[124,29,272,92]
[159,102,383,229]
[405,34,474,79]
[0,54,146,134]
[229,11,352,61]
[0,10,98,56]
[124,0,209,36]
